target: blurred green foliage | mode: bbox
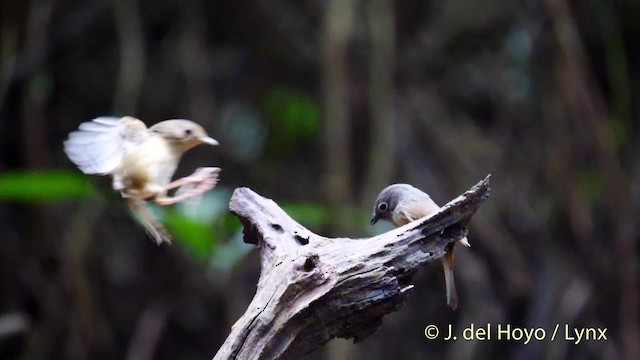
[281,202,330,228]
[577,167,605,202]
[264,87,320,151]
[282,201,392,237]
[162,188,245,263]
[610,117,628,148]
[164,209,217,260]
[0,170,95,202]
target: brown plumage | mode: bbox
[64,116,220,244]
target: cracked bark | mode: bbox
[213,175,491,360]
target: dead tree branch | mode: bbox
[213,175,491,360]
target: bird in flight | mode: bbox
[64,116,220,244]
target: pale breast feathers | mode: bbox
[63,117,149,175]
[392,196,441,226]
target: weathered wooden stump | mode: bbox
[213,175,491,360]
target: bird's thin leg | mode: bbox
[155,167,220,206]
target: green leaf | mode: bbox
[0,170,95,202]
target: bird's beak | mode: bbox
[370,215,379,225]
[199,136,219,146]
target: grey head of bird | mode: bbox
[370,183,431,225]
[149,119,219,153]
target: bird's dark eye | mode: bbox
[184,129,192,136]
[378,202,388,211]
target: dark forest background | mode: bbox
[1,0,639,359]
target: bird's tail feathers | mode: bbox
[127,198,172,245]
[441,243,458,310]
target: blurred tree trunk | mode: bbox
[322,0,355,235]
[545,0,639,358]
[363,0,396,206]
[181,2,217,126]
[113,0,145,115]
[18,2,59,358]
[321,3,357,359]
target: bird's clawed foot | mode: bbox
[155,167,221,206]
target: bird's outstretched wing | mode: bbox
[63,116,149,175]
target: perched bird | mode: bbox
[64,116,220,244]
[370,184,470,310]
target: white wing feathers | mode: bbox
[63,116,148,175]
